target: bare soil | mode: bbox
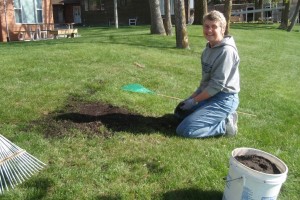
[28,100,178,138]
[235,155,281,174]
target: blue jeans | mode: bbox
[175,92,239,138]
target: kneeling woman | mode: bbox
[175,10,240,138]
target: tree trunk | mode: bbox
[149,0,166,35]
[185,0,190,24]
[224,0,232,35]
[194,0,208,25]
[114,0,118,29]
[254,0,259,21]
[287,0,300,32]
[279,0,290,29]
[259,0,263,21]
[202,0,208,24]
[254,0,263,21]
[194,0,200,24]
[164,0,173,35]
[174,0,189,49]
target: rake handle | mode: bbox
[156,93,183,101]
[156,94,256,117]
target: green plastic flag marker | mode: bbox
[122,84,155,94]
[121,84,182,100]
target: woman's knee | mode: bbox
[176,125,210,138]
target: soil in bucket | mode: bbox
[235,155,281,174]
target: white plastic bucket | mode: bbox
[222,147,288,200]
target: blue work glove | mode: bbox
[180,98,197,110]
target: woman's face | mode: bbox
[203,20,225,47]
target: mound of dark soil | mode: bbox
[235,155,281,174]
[28,100,178,138]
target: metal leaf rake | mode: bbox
[122,83,256,117]
[0,134,46,194]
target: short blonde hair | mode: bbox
[203,10,227,31]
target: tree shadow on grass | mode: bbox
[94,188,223,200]
[21,177,53,200]
[95,195,122,200]
[162,188,223,200]
[231,23,278,30]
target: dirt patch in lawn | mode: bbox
[235,155,281,174]
[29,100,178,138]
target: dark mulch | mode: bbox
[235,155,281,174]
[28,100,178,138]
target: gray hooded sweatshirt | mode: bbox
[199,36,240,97]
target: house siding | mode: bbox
[0,0,53,42]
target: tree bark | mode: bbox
[149,0,166,35]
[202,0,208,24]
[164,0,173,35]
[185,0,190,24]
[114,0,118,29]
[174,0,189,49]
[254,0,263,21]
[287,0,300,32]
[194,0,208,25]
[224,0,232,35]
[279,0,290,29]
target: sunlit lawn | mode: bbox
[0,23,299,199]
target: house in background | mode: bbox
[80,0,151,26]
[208,0,299,23]
[0,0,53,42]
[52,0,81,25]
[80,0,193,26]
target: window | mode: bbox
[264,6,272,19]
[14,0,43,24]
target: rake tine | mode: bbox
[10,157,28,183]
[0,134,46,194]
[3,162,16,189]
[0,143,9,161]
[13,155,33,179]
[0,173,3,194]
[10,156,26,184]
[1,155,23,186]
[0,136,14,151]
[19,153,41,173]
[0,174,4,194]
[14,152,45,179]
[8,157,24,184]
[0,137,22,154]
[0,149,16,189]
[28,152,46,166]
[23,153,45,169]
[0,136,23,158]
[8,159,25,185]
[0,157,31,193]
[0,174,5,194]
[0,135,45,167]
[0,165,9,192]
[7,158,23,186]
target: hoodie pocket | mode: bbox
[202,62,212,73]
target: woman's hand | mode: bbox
[180,98,196,110]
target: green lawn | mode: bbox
[0,23,299,199]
